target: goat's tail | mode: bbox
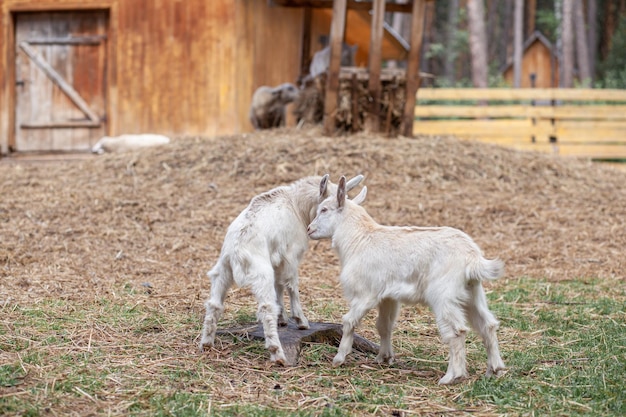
[467,256,505,282]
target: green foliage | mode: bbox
[535,8,560,43]
[598,15,626,88]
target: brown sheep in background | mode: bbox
[249,83,300,130]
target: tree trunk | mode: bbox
[574,0,591,86]
[500,0,514,70]
[525,0,537,38]
[587,0,597,82]
[467,0,488,88]
[513,0,523,87]
[562,0,575,87]
[444,0,459,84]
[421,1,436,75]
[600,1,616,61]
[487,0,498,66]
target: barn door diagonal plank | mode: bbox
[19,41,101,128]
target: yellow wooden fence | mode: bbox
[413,88,626,159]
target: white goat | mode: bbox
[307,177,506,384]
[199,174,364,364]
[91,134,170,154]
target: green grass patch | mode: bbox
[0,277,624,416]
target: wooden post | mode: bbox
[323,0,348,136]
[351,72,360,132]
[366,0,385,133]
[299,8,312,80]
[402,0,427,137]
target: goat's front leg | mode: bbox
[333,300,373,367]
[287,279,309,330]
[278,264,309,330]
[274,281,289,326]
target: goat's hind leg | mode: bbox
[199,263,233,351]
[375,298,400,365]
[466,282,506,377]
[252,267,287,365]
[431,297,470,385]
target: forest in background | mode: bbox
[388,0,626,88]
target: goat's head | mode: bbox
[308,175,367,240]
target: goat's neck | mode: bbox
[332,207,377,261]
[290,190,318,227]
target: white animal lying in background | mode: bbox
[307,176,506,385]
[91,134,170,154]
[199,174,364,365]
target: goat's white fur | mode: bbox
[200,174,364,364]
[91,134,170,154]
[307,177,506,384]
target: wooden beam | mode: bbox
[21,121,101,128]
[323,0,348,135]
[414,104,626,120]
[416,88,626,102]
[23,35,107,45]
[269,0,417,14]
[366,0,385,133]
[299,8,313,78]
[402,0,426,137]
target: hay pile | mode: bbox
[1,129,625,304]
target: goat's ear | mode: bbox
[351,186,367,205]
[319,174,330,200]
[337,176,347,208]
[345,174,364,191]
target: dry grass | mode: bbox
[1,128,625,416]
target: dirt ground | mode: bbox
[1,128,625,415]
[2,128,624,305]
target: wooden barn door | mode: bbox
[14,11,107,152]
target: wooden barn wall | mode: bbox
[0,0,304,154]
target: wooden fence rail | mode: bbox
[413,88,626,159]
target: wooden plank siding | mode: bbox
[414,88,626,160]
[0,0,304,154]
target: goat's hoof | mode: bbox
[291,316,309,330]
[438,373,468,385]
[198,339,214,352]
[332,356,345,367]
[486,366,507,378]
[270,353,287,366]
[375,355,394,365]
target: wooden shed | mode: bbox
[0,0,413,156]
[0,0,309,155]
[502,30,560,88]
